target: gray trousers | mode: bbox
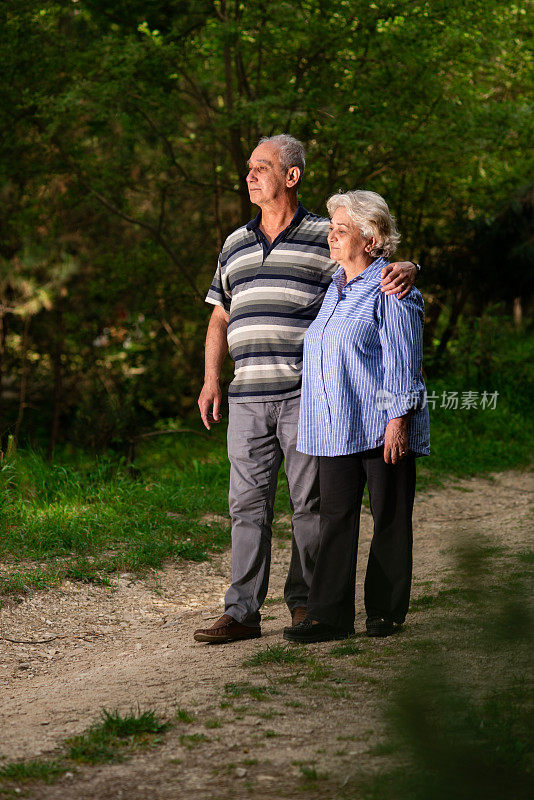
[224,397,320,625]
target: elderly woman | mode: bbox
[284,190,430,643]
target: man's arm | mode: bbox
[380,261,419,299]
[198,305,229,430]
[378,290,425,463]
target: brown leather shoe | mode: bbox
[193,614,261,644]
[291,606,307,626]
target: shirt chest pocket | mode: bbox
[355,313,381,351]
[284,270,325,307]
[333,303,380,347]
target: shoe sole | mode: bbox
[193,631,261,643]
[282,630,353,643]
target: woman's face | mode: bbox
[328,207,371,267]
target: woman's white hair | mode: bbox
[326,190,401,258]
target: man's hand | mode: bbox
[198,379,223,430]
[380,262,418,298]
[384,416,409,464]
[198,305,229,430]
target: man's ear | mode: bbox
[286,166,301,188]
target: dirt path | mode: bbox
[1,470,532,799]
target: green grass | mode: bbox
[243,644,308,667]
[178,733,209,749]
[304,659,333,683]
[409,587,467,611]
[329,640,365,657]
[255,709,281,720]
[0,708,171,790]
[65,709,170,764]
[0,326,532,601]
[175,708,194,724]
[0,567,64,595]
[204,718,222,729]
[415,326,534,490]
[354,543,534,800]
[299,765,329,782]
[0,759,67,783]
[367,741,397,757]
[0,430,232,601]
[224,682,277,702]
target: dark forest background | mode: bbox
[1,0,532,457]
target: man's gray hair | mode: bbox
[258,134,305,186]
[327,190,401,258]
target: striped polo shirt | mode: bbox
[206,205,336,402]
[297,258,430,456]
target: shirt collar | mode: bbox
[246,202,307,232]
[332,257,389,291]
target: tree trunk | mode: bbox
[513,296,523,329]
[0,313,6,446]
[48,301,65,461]
[213,152,223,252]
[221,0,250,222]
[14,316,31,445]
[423,296,443,351]
[433,288,469,366]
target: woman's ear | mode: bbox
[364,237,377,254]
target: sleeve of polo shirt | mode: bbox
[377,289,426,421]
[205,256,231,313]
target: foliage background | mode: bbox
[0,0,532,453]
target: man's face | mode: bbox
[246,142,288,207]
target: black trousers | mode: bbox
[306,447,416,630]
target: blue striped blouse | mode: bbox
[296,257,430,457]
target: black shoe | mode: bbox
[366,616,401,637]
[283,618,354,643]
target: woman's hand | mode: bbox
[380,262,418,298]
[384,416,410,464]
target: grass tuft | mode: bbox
[262,597,284,606]
[304,659,332,683]
[299,765,329,782]
[410,587,467,611]
[178,733,209,749]
[175,708,194,724]
[224,682,277,701]
[0,708,172,788]
[243,644,308,667]
[0,759,67,784]
[329,640,364,658]
[204,718,222,729]
[65,708,170,764]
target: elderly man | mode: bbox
[194,135,418,644]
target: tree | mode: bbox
[0,0,531,447]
